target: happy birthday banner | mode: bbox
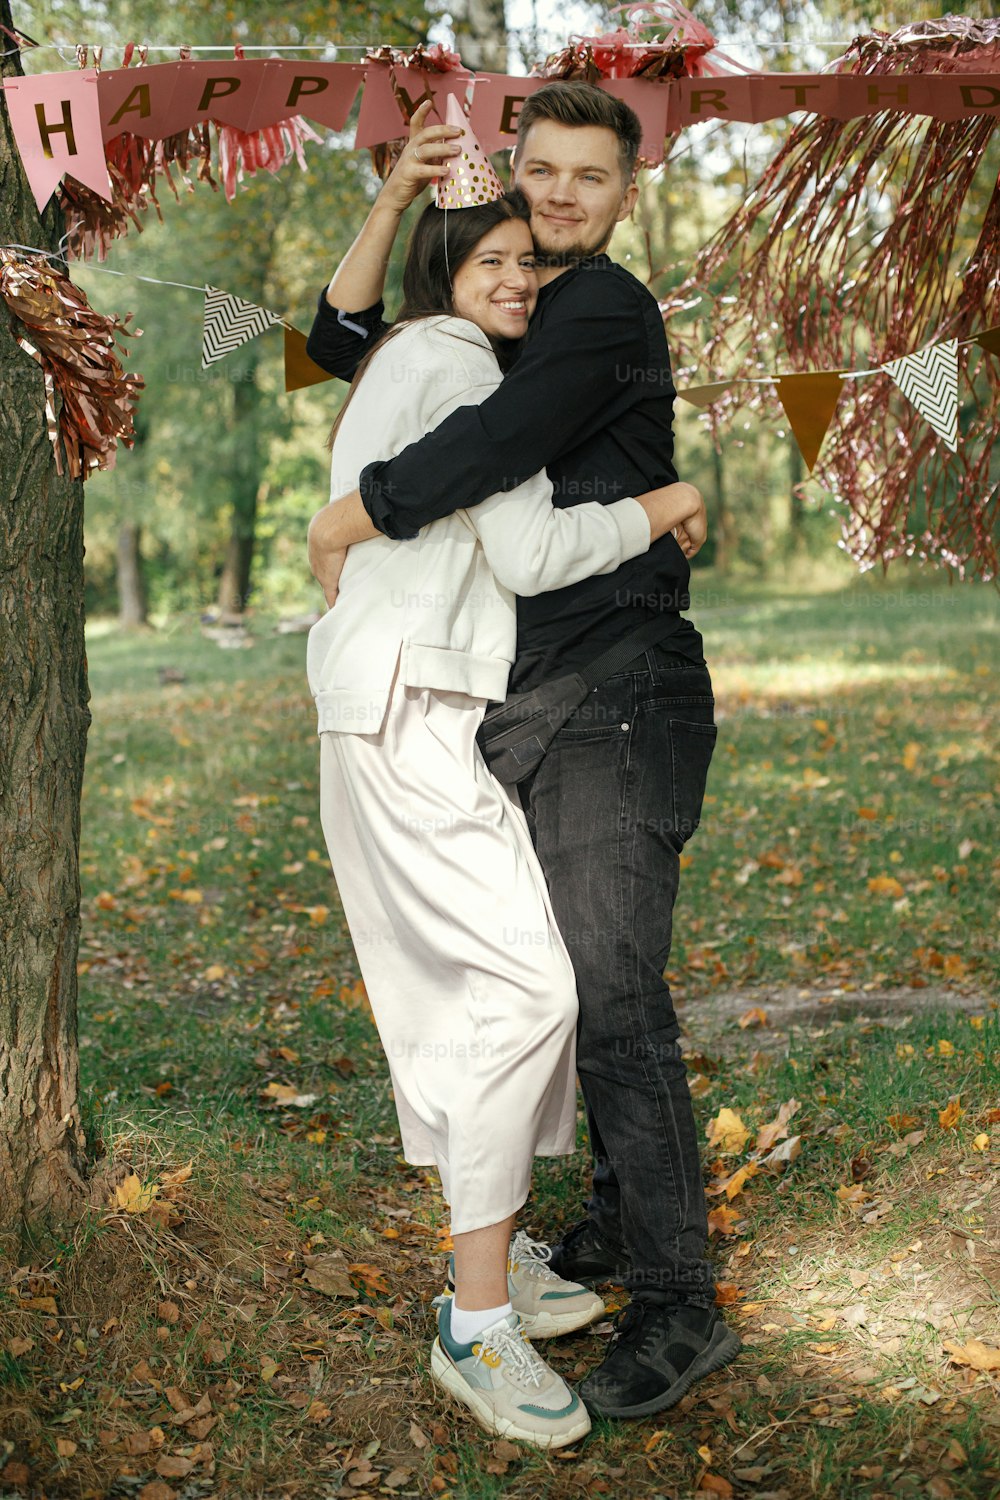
[4,57,1000,210]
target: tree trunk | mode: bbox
[117,521,148,627]
[787,440,805,553]
[451,0,508,73]
[0,0,89,1243]
[710,437,730,575]
[216,347,262,614]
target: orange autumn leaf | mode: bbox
[707,1205,743,1237]
[868,875,905,898]
[713,1283,743,1307]
[349,1263,391,1295]
[938,1096,963,1130]
[738,1006,769,1029]
[720,1162,758,1201]
[835,1184,869,1211]
[699,1477,734,1499]
[942,1338,1000,1372]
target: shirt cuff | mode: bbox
[606,496,653,562]
[359,461,420,542]
[313,287,386,331]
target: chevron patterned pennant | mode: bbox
[202,286,283,368]
[882,338,958,452]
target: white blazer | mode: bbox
[305,315,651,735]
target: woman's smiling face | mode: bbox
[450,217,538,340]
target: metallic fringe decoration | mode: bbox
[0,248,144,480]
[659,16,1000,578]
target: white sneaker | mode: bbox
[430,1297,591,1450]
[444,1230,605,1339]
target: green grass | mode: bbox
[1,579,997,1499]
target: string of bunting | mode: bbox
[4,242,998,479]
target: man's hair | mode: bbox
[515,81,641,184]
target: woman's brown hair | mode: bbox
[324,189,532,453]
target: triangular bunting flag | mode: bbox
[883,339,958,452]
[677,381,741,409]
[202,286,282,368]
[974,325,1000,358]
[774,371,846,472]
[284,325,336,392]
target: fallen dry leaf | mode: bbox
[156,1456,194,1479]
[349,1262,391,1295]
[761,1134,801,1173]
[943,1338,1000,1372]
[261,1082,319,1108]
[738,1006,768,1029]
[114,1173,160,1214]
[868,875,905,898]
[707,1206,743,1237]
[938,1097,963,1130]
[714,1282,743,1306]
[755,1097,800,1153]
[706,1108,751,1155]
[302,1251,354,1299]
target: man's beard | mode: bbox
[531,218,617,267]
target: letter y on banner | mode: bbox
[2,70,112,210]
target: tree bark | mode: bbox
[0,0,90,1243]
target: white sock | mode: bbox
[450,1299,513,1345]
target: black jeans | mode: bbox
[518,642,717,1307]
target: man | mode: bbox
[305,80,740,1419]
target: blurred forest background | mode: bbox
[16,0,998,624]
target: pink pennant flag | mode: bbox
[598,77,670,165]
[2,69,112,211]
[354,62,471,149]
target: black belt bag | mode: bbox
[477,613,688,785]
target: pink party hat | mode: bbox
[434,95,505,210]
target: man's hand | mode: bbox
[672,492,708,559]
[379,99,463,215]
[308,508,348,608]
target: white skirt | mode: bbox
[318,655,579,1234]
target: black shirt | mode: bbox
[305,258,701,692]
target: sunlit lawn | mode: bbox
[0,577,995,1499]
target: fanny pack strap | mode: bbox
[577,612,687,693]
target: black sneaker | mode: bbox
[579,1299,742,1418]
[545,1218,632,1287]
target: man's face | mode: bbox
[512,120,638,264]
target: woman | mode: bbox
[307,188,704,1451]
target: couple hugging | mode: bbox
[304,79,740,1451]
